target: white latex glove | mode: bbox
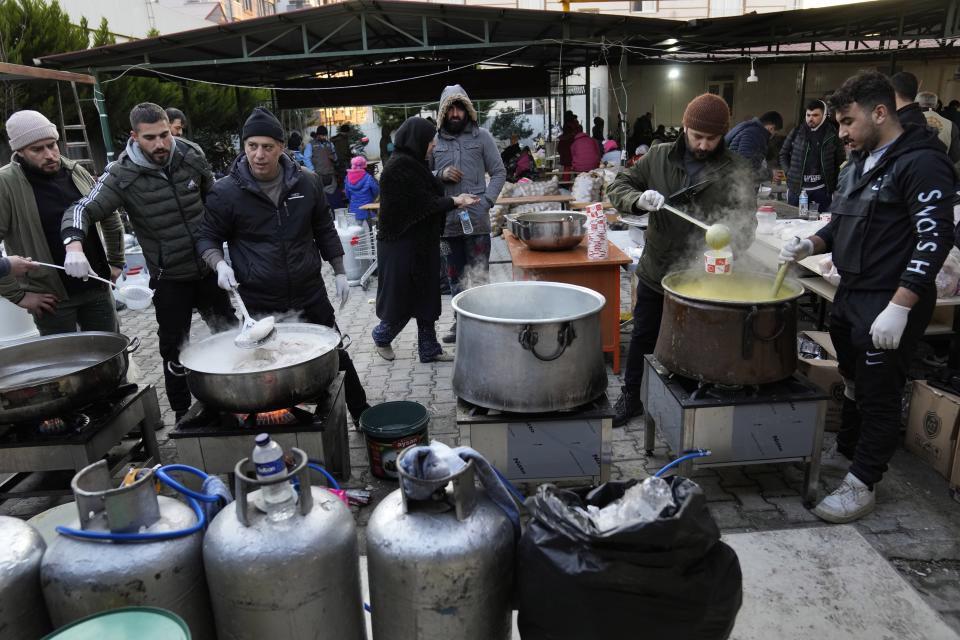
[336,273,349,309]
[636,190,665,212]
[64,250,92,280]
[215,261,238,291]
[779,237,814,263]
[869,302,911,350]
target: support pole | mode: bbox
[92,73,114,164]
[795,62,808,130]
[584,59,591,136]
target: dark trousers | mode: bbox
[442,234,492,297]
[787,187,833,213]
[34,286,118,335]
[624,278,665,392]
[372,318,443,362]
[152,274,236,413]
[829,286,935,486]
[250,295,368,418]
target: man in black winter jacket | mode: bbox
[779,100,845,212]
[724,110,783,176]
[196,107,370,424]
[780,71,955,524]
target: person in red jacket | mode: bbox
[570,128,601,172]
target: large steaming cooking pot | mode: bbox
[508,211,587,251]
[178,323,341,412]
[655,270,804,386]
[0,332,139,423]
[451,281,607,412]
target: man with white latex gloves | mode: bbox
[197,107,369,425]
[635,190,665,212]
[780,72,954,524]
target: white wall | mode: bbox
[57,0,212,40]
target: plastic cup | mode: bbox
[704,249,733,274]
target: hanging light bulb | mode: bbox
[746,58,759,83]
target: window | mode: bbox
[707,80,734,113]
[242,0,252,12]
[631,1,657,12]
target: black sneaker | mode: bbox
[351,403,372,429]
[612,388,643,428]
[441,322,457,344]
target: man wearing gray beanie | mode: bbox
[0,109,123,334]
[60,102,235,421]
[196,106,371,425]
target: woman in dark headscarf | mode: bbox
[371,116,478,363]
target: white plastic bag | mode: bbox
[935,246,960,298]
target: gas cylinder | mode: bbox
[366,460,515,640]
[39,461,215,638]
[0,516,51,638]
[203,448,366,639]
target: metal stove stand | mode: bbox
[0,384,162,498]
[457,395,613,488]
[641,355,827,504]
[170,372,349,479]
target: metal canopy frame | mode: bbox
[36,0,960,158]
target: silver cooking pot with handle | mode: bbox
[177,323,341,412]
[0,332,139,423]
[507,211,587,251]
[451,281,607,412]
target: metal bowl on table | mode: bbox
[177,323,341,412]
[508,211,587,251]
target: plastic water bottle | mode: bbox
[458,210,474,235]
[798,190,809,220]
[252,433,296,522]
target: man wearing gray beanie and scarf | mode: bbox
[197,107,370,425]
[0,109,123,333]
[61,102,235,421]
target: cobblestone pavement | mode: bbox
[3,238,960,631]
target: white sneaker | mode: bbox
[812,472,875,523]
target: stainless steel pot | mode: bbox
[451,281,607,412]
[178,323,341,412]
[656,270,805,385]
[508,211,587,251]
[0,332,139,424]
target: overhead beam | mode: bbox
[247,26,298,57]
[0,62,94,84]
[367,12,425,46]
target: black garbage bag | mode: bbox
[517,477,742,640]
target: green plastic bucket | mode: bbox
[359,401,430,479]
[43,607,190,639]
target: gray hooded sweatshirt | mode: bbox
[430,84,506,237]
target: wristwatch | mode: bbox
[63,236,83,245]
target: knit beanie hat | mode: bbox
[6,110,59,151]
[351,156,367,170]
[682,94,731,136]
[242,107,284,141]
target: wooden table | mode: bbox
[360,193,575,212]
[504,230,632,373]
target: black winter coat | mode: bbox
[197,154,344,312]
[779,123,845,195]
[815,125,955,295]
[375,150,455,323]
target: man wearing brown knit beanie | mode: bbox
[607,93,757,427]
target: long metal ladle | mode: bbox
[660,203,731,250]
[230,286,277,350]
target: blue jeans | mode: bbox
[373,319,443,362]
[442,234,492,297]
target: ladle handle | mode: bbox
[660,203,709,232]
[771,261,790,297]
[230,285,254,325]
[33,261,118,288]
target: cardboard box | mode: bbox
[905,380,960,480]
[796,331,844,432]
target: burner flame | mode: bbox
[251,409,296,426]
[39,417,66,434]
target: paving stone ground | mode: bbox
[3,237,960,632]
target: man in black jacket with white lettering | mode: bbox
[780,71,955,523]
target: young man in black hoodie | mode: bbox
[780,71,955,523]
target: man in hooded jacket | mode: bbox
[430,84,506,343]
[196,107,370,425]
[61,102,235,420]
[780,71,954,523]
[779,99,846,211]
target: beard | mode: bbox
[444,116,467,135]
[26,157,60,175]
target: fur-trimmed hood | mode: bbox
[437,84,478,130]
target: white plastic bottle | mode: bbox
[458,210,474,235]
[252,433,296,522]
[798,190,809,220]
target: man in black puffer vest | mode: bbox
[197,107,370,425]
[780,72,955,524]
[779,99,846,212]
[62,102,235,420]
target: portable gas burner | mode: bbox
[0,384,162,498]
[457,394,613,487]
[641,354,827,503]
[170,372,349,479]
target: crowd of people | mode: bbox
[2,69,958,527]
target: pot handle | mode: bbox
[125,336,141,354]
[742,304,787,359]
[518,322,577,361]
[338,333,353,351]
